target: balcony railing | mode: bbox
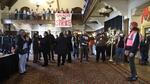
[1,13,83,24]
[1,13,55,20]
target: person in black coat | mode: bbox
[140,38,149,65]
[41,31,50,66]
[32,32,39,63]
[48,30,56,62]
[95,32,107,62]
[55,32,67,66]
[38,35,43,60]
[66,30,73,63]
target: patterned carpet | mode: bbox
[3,59,148,84]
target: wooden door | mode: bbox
[123,18,129,36]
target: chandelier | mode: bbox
[47,0,54,7]
[98,6,114,17]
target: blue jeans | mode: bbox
[19,53,27,73]
[115,48,124,63]
[140,51,148,64]
[129,53,137,78]
[80,46,88,62]
[73,47,79,59]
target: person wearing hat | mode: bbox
[125,22,140,81]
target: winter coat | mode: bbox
[126,28,140,54]
[66,35,73,52]
[41,35,51,52]
[55,36,68,55]
[80,34,89,47]
[16,35,27,54]
[96,33,107,46]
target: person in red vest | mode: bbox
[125,22,140,81]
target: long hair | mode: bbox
[59,32,64,37]
[18,29,25,35]
[67,30,72,36]
[44,31,48,37]
[131,27,140,32]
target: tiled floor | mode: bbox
[2,57,150,84]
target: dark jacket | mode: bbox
[80,34,89,47]
[96,33,107,46]
[116,36,124,48]
[72,36,79,48]
[140,39,149,53]
[66,35,73,52]
[55,36,67,55]
[32,35,39,53]
[41,35,51,52]
[27,37,32,48]
[48,34,55,49]
[38,37,43,51]
[16,35,27,54]
[126,28,140,54]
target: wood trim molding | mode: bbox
[56,0,60,10]
[83,0,98,23]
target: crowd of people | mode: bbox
[14,22,149,81]
[31,30,91,66]
[11,8,71,20]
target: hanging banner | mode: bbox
[141,6,150,23]
[55,13,72,27]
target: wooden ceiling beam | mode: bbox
[83,0,99,24]
[90,15,105,17]
[0,0,17,10]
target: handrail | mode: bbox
[1,13,83,21]
[1,13,83,20]
[1,13,83,25]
